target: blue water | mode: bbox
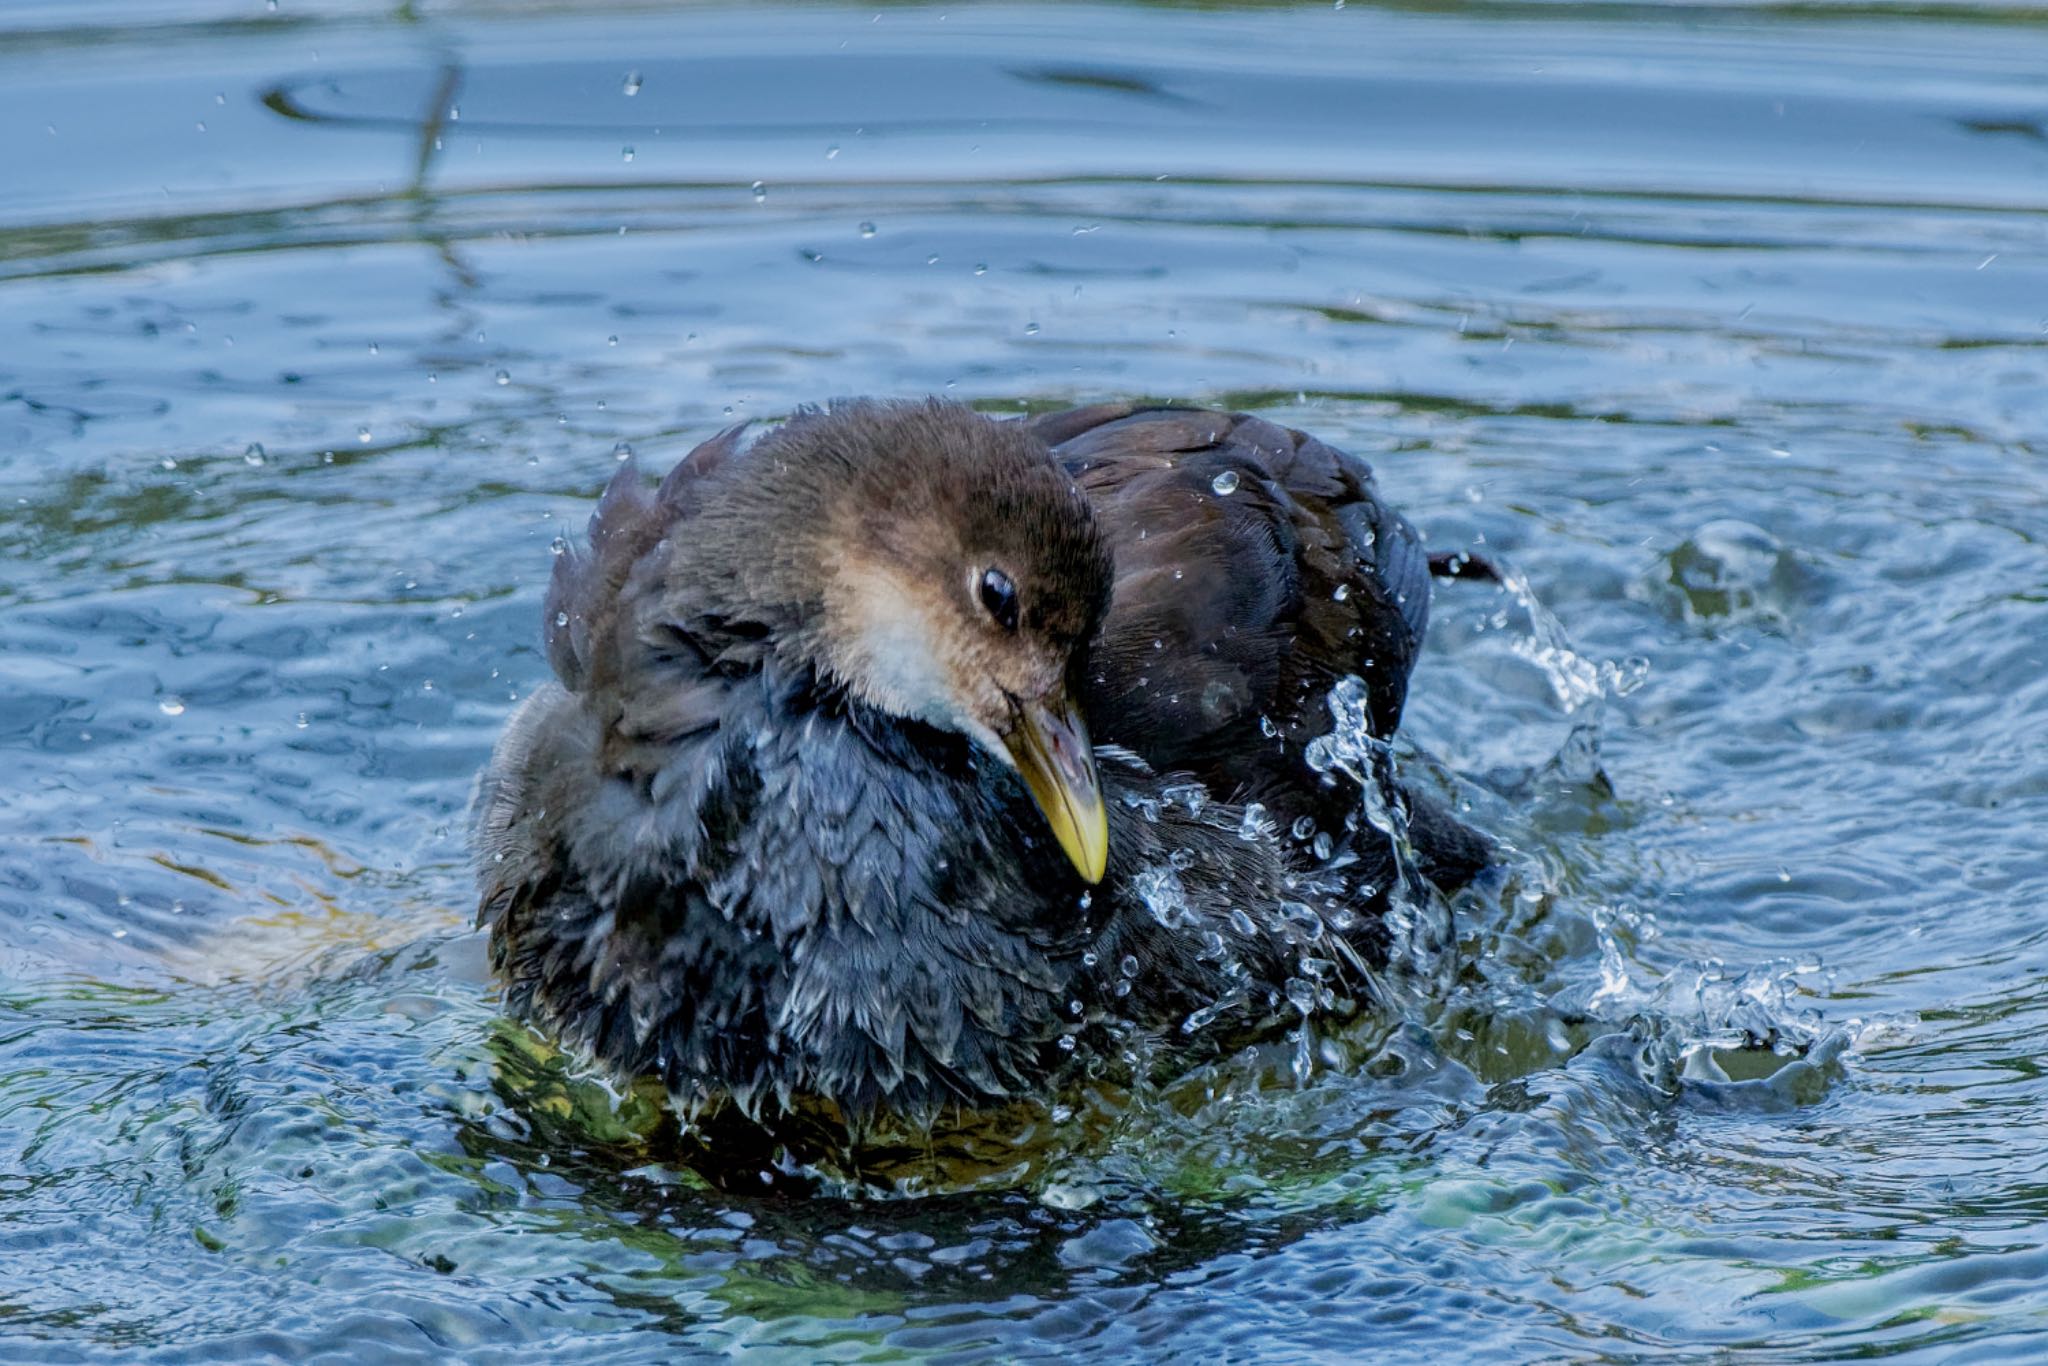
[4,2,2047,1360]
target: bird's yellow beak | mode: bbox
[1004,692,1108,884]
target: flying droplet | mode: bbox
[494,369,510,385]
[606,334,618,346]
[1332,583,1351,601]
[243,442,265,466]
[356,426,372,443]
[1211,469,1240,496]
[620,146,635,162]
[751,180,766,201]
[858,221,876,238]
[1024,322,1040,336]
[612,441,634,461]
[158,697,185,716]
[824,144,840,159]
[550,536,569,556]
[555,611,570,627]
[622,70,642,96]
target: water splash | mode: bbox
[1493,562,1648,714]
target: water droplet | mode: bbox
[195,121,207,133]
[750,180,767,201]
[973,263,987,276]
[1312,832,1333,860]
[620,145,635,162]
[1210,469,1240,496]
[549,536,569,556]
[1332,582,1351,601]
[158,697,185,716]
[612,441,634,461]
[160,457,178,471]
[494,369,510,385]
[1023,322,1040,336]
[622,70,642,96]
[243,442,265,466]
[214,92,225,105]
[606,334,618,346]
[824,144,840,159]
[356,426,372,443]
[555,611,570,627]
[858,221,876,238]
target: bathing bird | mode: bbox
[473,398,1485,1129]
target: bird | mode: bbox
[472,398,1488,1138]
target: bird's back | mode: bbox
[1032,403,1433,831]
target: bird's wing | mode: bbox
[1032,403,1431,794]
[539,425,755,780]
[480,425,755,962]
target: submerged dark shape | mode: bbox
[474,398,1486,1134]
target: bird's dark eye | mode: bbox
[977,567,1020,632]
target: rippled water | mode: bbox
[5,1,2047,1359]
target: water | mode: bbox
[4,1,2046,1359]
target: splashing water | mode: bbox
[1423,565,1892,1106]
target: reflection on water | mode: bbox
[3,1,2047,1360]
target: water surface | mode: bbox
[4,1,2047,1360]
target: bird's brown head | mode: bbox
[672,399,1114,882]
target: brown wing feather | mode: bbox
[1032,404,1433,819]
